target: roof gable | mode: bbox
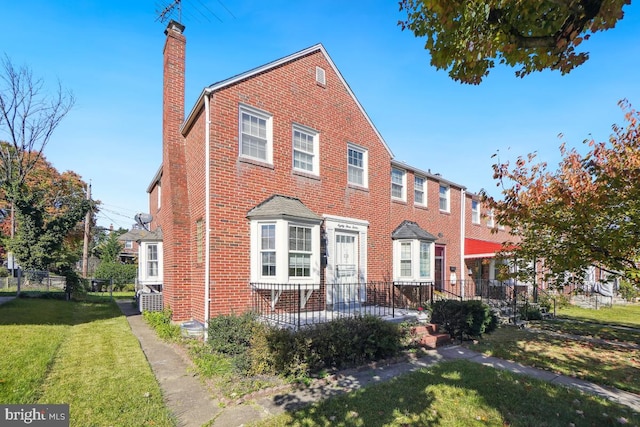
[182,43,393,157]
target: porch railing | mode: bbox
[250,279,555,329]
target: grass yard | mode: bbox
[252,359,639,427]
[0,297,175,427]
[468,303,640,395]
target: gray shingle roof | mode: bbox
[247,195,322,222]
[391,220,436,241]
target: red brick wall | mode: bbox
[179,49,393,319]
[161,22,193,321]
[389,170,464,294]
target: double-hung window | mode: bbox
[471,200,480,224]
[414,176,426,206]
[391,168,406,201]
[439,184,450,212]
[347,144,368,188]
[289,225,312,277]
[293,125,319,175]
[260,224,276,277]
[487,209,495,227]
[239,105,272,164]
[147,244,158,277]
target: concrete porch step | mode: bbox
[410,324,452,349]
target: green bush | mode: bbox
[207,312,258,356]
[143,308,181,341]
[619,279,640,301]
[261,315,403,379]
[431,300,497,340]
[94,262,137,290]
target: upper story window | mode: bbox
[391,168,406,201]
[471,200,480,224]
[124,240,133,250]
[292,124,319,175]
[414,176,426,206]
[439,184,450,212]
[157,180,161,210]
[239,104,272,164]
[347,143,368,188]
[487,209,495,227]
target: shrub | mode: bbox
[262,315,403,379]
[143,308,181,341]
[431,299,497,340]
[207,312,258,356]
[619,279,640,301]
[94,262,137,290]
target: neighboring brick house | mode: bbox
[464,192,514,296]
[148,20,510,323]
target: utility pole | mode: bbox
[82,182,91,278]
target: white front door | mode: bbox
[334,232,359,306]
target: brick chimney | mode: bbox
[161,20,192,321]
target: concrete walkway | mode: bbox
[115,300,640,427]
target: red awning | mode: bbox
[464,238,503,258]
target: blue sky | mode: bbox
[3,1,640,229]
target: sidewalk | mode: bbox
[116,300,640,427]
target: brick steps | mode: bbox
[410,324,452,349]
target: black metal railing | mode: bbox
[250,281,435,329]
[249,279,561,329]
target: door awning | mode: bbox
[464,238,503,258]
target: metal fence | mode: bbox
[250,279,559,329]
[250,281,436,329]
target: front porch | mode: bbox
[249,279,555,330]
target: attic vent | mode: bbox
[315,66,326,86]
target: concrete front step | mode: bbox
[410,324,452,349]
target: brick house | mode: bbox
[147,20,511,323]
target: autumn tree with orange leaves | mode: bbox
[482,100,640,288]
[0,146,91,271]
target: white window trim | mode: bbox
[292,123,320,176]
[393,239,435,282]
[250,219,320,286]
[471,200,480,224]
[347,143,368,188]
[487,209,495,228]
[391,167,406,202]
[439,184,450,212]
[239,104,273,164]
[138,241,163,285]
[414,175,426,207]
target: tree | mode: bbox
[94,228,126,263]
[398,0,630,84]
[0,55,75,236]
[8,155,91,271]
[482,100,640,286]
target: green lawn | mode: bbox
[252,303,640,426]
[252,359,639,427]
[0,297,175,427]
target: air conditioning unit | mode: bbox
[139,292,163,312]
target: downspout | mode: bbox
[460,189,466,299]
[204,90,212,340]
